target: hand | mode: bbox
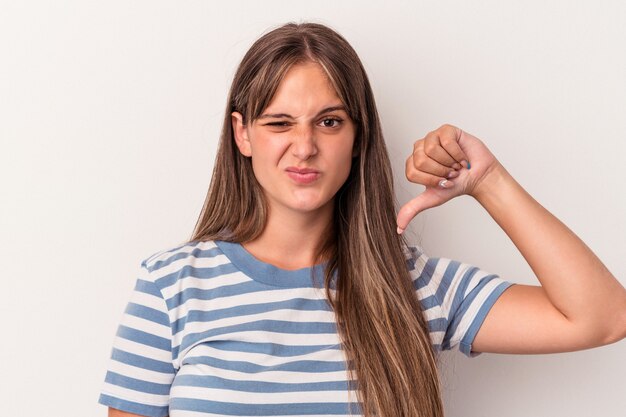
[396,124,500,233]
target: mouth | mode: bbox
[285,167,321,184]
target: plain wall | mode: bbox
[1,1,624,416]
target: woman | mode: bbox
[99,22,626,417]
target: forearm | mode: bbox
[472,163,626,341]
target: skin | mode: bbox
[108,64,626,417]
[397,125,626,353]
[231,61,356,269]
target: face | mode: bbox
[232,61,356,216]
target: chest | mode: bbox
[165,282,359,415]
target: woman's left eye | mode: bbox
[320,118,342,128]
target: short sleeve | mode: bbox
[406,245,515,358]
[98,260,176,417]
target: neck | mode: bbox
[242,202,334,270]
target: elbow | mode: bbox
[580,301,626,348]
[602,305,626,346]
[599,283,626,346]
[602,327,625,347]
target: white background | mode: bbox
[1,1,625,416]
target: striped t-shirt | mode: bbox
[99,239,513,416]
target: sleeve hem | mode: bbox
[99,393,169,417]
[459,281,515,358]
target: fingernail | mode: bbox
[438,179,453,188]
[397,226,404,235]
[452,163,461,170]
[447,170,458,179]
[461,160,469,169]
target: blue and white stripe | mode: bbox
[99,240,513,416]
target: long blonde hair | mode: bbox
[189,22,444,417]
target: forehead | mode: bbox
[263,61,343,113]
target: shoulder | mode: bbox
[135,239,244,305]
[141,239,219,271]
[138,239,229,289]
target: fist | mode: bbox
[396,124,499,233]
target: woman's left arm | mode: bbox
[397,124,626,354]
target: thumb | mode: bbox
[396,190,443,234]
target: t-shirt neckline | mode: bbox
[214,240,329,288]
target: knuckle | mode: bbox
[439,134,452,145]
[424,131,438,141]
[406,199,420,213]
[407,172,421,184]
[412,153,428,169]
[405,166,421,183]
[440,123,455,132]
[439,124,458,141]
[423,141,437,155]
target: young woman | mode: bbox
[99,22,626,417]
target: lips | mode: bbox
[285,167,320,174]
[285,167,321,184]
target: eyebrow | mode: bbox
[258,105,347,120]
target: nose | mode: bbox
[290,125,318,160]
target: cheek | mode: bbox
[248,138,287,185]
[337,138,356,165]
[254,132,290,155]
[332,142,355,183]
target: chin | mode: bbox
[286,196,334,214]
[289,201,327,213]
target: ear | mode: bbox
[231,111,252,157]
